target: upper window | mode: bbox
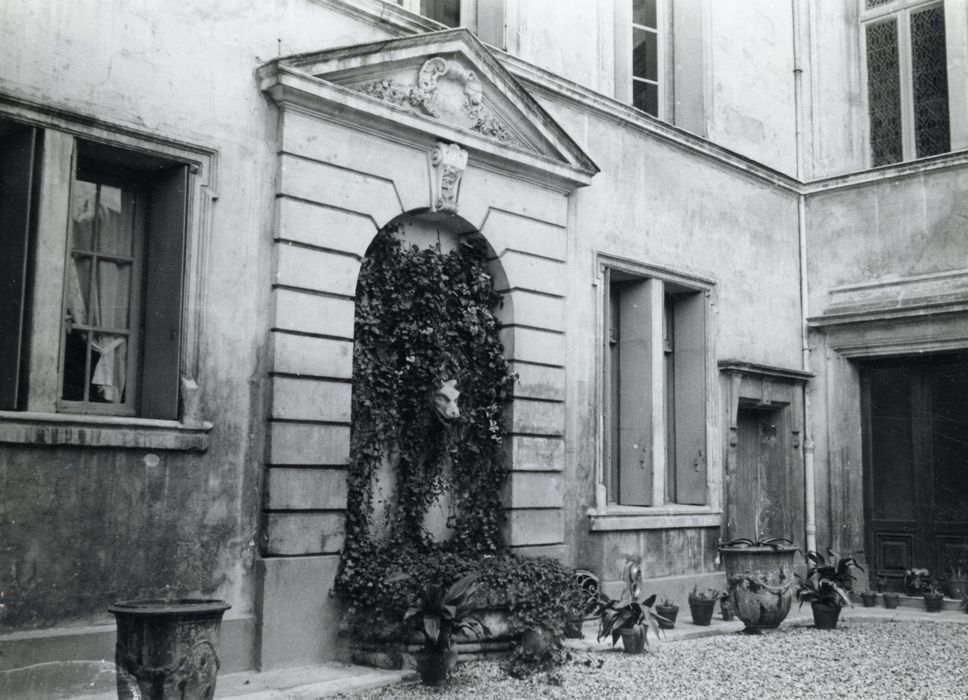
[862,0,950,165]
[631,0,661,116]
[394,0,505,48]
[0,122,190,420]
[602,265,708,507]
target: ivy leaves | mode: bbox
[340,226,515,563]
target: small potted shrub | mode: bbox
[597,593,665,654]
[943,565,968,601]
[719,592,735,621]
[904,567,930,596]
[922,579,945,613]
[655,598,679,629]
[796,549,863,630]
[386,572,486,685]
[688,587,720,626]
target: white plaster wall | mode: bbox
[704,0,798,175]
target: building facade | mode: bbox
[1,0,966,692]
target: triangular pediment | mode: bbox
[258,29,598,189]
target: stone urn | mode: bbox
[108,598,230,700]
[718,540,798,632]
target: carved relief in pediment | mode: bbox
[354,57,528,151]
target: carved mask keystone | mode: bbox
[430,143,468,214]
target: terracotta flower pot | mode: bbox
[619,625,647,654]
[414,646,458,686]
[923,592,944,613]
[720,598,736,621]
[942,576,968,601]
[689,599,716,626]
[719,544,797,632]
[811,602,842,630]
[655,604,678,629]
[860,592,878,607]
[883,592,900,609]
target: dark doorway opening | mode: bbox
[860,352,968,589]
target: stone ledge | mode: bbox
[587,507,722,532]
[0,411,212,451]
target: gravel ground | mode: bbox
[336,620,968,699]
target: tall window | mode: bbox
[603,267,707,506]
[863,0,950,166]
[631,0,660,116]
[396,0,460,27]
[0,124,190,420]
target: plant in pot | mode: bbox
[904,567,930,596]
[597,593,666,654]
[655,598,679,629]
[386,572,486,685]
[718,537,799,632]
[719,592,735,621]
[796,549,863,630]
[688,587,720,626]
[943,565,968,601]
[860,590,878,607]
[922,579,945,613]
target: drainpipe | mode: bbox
[792,0,817,555]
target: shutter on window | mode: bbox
[617,279,657,506]
[0,127,38,410]
[141,165,188,420]
[674,292,706,504]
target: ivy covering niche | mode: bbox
[335,223,583,664]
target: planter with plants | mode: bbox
[597,594,666,654]
[655,599,679,629]
[943,566,968,601]
[883,591,900,609]
[904,568,930,596]
[719,592,735,621]
[922,580,945,613]
[796,549,863,630]
[718,537,798,632]
[385,572,486,685]
[688,587,720,626]
[860,591,878,607]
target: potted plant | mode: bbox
[719,592,735,621]
[655,598,679,629]
[688,587,720,626]
[904,567,930,596]
[718,537,798,632]
[922,579,945,613]
[386,572,486,685]
[883,590,900,609]
[943,565,968,601]
[597,593,666,654]
[796,549,863,630]
[860,590,878,607]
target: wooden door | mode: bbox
[862,354,968,587]
[732,406,788,542]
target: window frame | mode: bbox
[393,0,506,47]
[860,0,951,164]
[0,103,214,450]
[589,254,721,531]
[615,0,674,121]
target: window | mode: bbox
[862,0,950,165]
[631,0,660,116]
[1,122,190,421]
[602,266,708,507]
[394,0,505,48]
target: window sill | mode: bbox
[587,505,722,532]
[0,411,212,452]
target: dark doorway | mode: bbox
[861,352,968,588]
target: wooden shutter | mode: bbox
[0,127,38,410]
[617,279,661,506]
[674,291,707,504]
[140,165,188,419]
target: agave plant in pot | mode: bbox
[796,549,863,630]
[597,593,666,654]
[386,572,486,685]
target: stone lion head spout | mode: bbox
[432,379,461,422]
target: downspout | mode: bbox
[792,0,817,554]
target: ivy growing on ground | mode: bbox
[334,225,583,677]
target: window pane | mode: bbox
[633,80,659,117]
[633,0,657,28]
[866,0,893,7]
[94,259,132,330]
[71,180,96,250]
[632,27,658,82]
[61,328,91,401]
[866,19,902,166]
[96,185,134,256]
[68,255,92,325]
[911,5,950,158]
[420,0,459,27]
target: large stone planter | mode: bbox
[108,598,230,700]
[718,544,797,632]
